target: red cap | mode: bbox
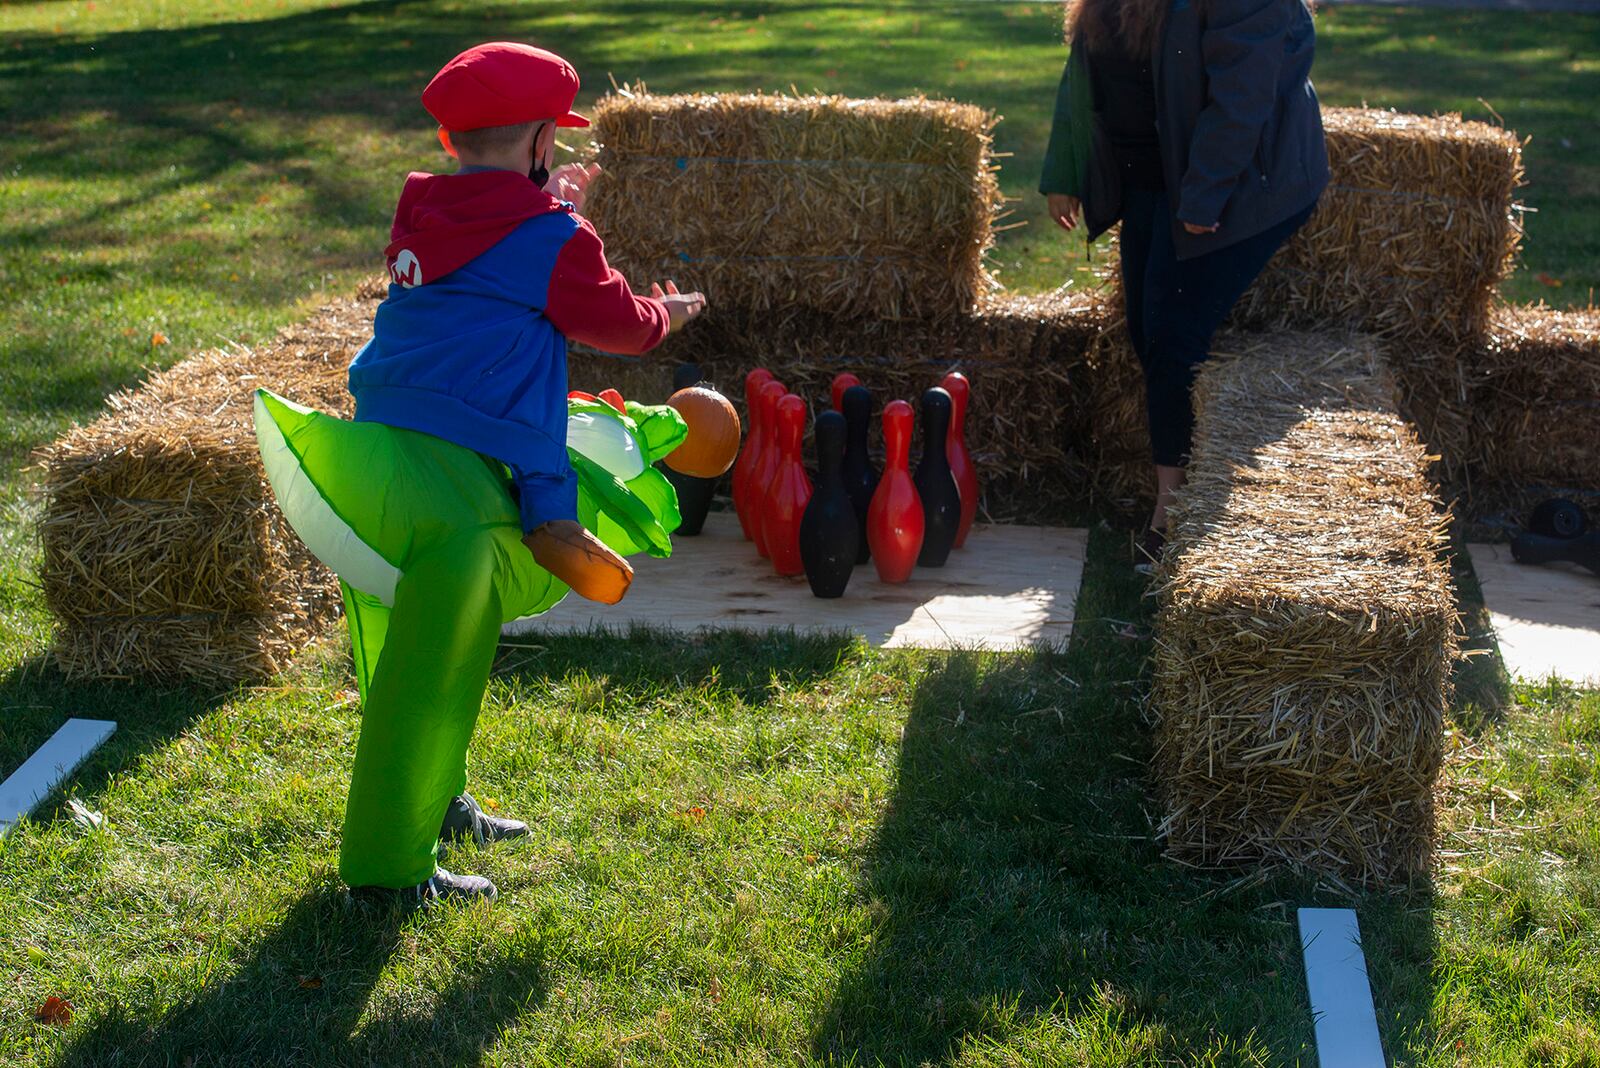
[422,42,590,131]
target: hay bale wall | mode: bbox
[1152,333,1457,886]
[583,91,1003,323]
[1230,108,1524,343]
[1462,303,1600,492]
[34,298,370,681]
[572,288,1115,522]
[1399,303,1600,526]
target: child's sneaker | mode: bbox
[350,867,497,908]
[440,792,529,847]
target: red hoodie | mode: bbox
[382,169,669,354]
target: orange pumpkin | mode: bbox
[664,385,741,478]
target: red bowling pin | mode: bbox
[749,379,789,558]
[830,372,862,413]
[941,372,979,547]
[762,394,813,577]
[867,400,924,583]
[732,368,775,540]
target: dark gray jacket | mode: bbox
[1040,0,1330,260]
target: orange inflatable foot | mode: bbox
[523,520,633,604]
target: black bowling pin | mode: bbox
[914,386,961,567]
[661,362,716,535]
[799,410,859,598]
[839,385,879,565]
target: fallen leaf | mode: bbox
[65,799,103,830]
[1534,272,1564,287]
[298,976,323,989]
[35,996,73,1026]
[686,806,706,821]
[482,796,500,811]
[151,332,169,346]
[708,975,722,1003]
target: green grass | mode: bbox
[1,1,1598,1064]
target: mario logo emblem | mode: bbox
[389,249,422,288]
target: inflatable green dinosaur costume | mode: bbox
[254,388,685,889]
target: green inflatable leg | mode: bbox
[338,527,511,889]
[341,582,390,705]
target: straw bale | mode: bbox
[582,90,1004,323]
[1152,332,1457,887]
[34,298,371,681]
[1218,108,1523,344]
[570,288,1113,520]
[1397,304,1600,517]
[1473,302,1600,408]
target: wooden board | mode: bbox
[505,512,1087,650]
[1468,542,1600,686]
[0,718,117,837]
[1299,908,1386,1068]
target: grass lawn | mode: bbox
[2,1,1598,1064]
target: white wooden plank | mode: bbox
[1467,542,1600,686]
[506,511,1086,650]
[1299,907,1386,1068]
[0,718,117,836]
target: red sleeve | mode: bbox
[545,217,671,355]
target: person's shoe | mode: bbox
[349,867,497,908]
[1134,527,1167,576]
[440,792,530,847]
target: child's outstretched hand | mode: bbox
[545,162,601,212]
[650,280,707,332]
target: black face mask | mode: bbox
[529,122,550,188]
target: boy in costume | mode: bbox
[254,42,706,905]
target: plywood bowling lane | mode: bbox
[1468,542,1600,686]
[505,512,1087,651]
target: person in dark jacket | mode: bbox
[1040,0,1329,565]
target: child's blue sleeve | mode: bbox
[512,463,578,533]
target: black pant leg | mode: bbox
[1117,187,1163,368]
[1141,204,1314,466]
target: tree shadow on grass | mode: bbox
[0,654,236,821]
[55,881,547,1067]
[493,622,865,711]
[810,527,1443,1064]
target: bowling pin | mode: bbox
[941,372,979,548]
[732,369,775,541]
[749,379,789,558]
[867,399,924,583]
[799,410,859,598]
[661,363,715,536]
[839,385,879,566]
[762,394,812,577]
[914,387,961,568]
[830,372,862,413]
